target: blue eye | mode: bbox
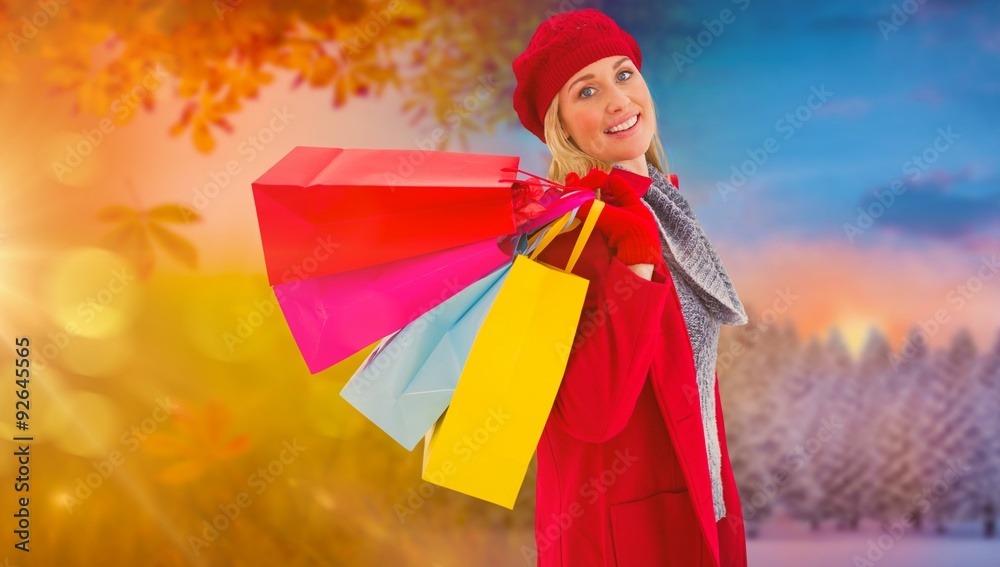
[578,70,633,99]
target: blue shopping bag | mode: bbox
[339,260,512,450]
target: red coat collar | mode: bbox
[608,164,681,196]
[608,165,654,198]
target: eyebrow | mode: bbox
[567,57,632,92]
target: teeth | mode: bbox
[606,114,638,133]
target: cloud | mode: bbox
[910,87,947,105]
[813,97,872,118]
[809,14,885,33]
[860,171,1000,239]
[979,25,1000,52]
[916,0,988,18]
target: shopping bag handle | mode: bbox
[526,200,604,273]
[522,208,578,256]
[499,166,575,192]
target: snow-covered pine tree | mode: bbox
[855,328,903,527]
[825,328,891,530]
[720,312,795,536]
[963,330,1000,536]
[811,329,856,529]
[776,335,831,530]
[871,326,928,530]
[915,328,978,533]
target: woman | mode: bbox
[511,9,751,567]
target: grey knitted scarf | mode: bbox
[613,162,748,521]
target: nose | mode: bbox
[607,84,631,114]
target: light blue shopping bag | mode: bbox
[339,260,512,450]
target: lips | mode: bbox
[604,112,640,133]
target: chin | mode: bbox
[591,135,653,163]
[602,143,651,164]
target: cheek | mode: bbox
[628,83,652,107]
[563,106,603,140]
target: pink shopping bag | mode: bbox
[274,237,512,374]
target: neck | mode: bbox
[612,154,650,178]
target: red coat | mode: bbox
[531,167,747,567]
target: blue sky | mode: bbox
[599,0,1000,250]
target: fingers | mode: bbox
[605,175,640,206]
[565,168,608,190]
[579,167,608,189]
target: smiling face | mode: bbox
[556,55,654,164]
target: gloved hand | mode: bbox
[575,190,662,267]
[564,168,608,193]
[565,168,658,231]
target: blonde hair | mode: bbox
[542,94,669,185]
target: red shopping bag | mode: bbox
[252,147,519,285]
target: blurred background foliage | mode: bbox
[1,0,534,153]
[1,0,545,564]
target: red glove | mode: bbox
[566,169,662,266]
[565,168,658,230]
[564,168,608,197]
[576,194,662,266]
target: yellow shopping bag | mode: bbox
[421,201,605,508]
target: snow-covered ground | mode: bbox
[749,538,999,567]
[748,514,1000,567]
